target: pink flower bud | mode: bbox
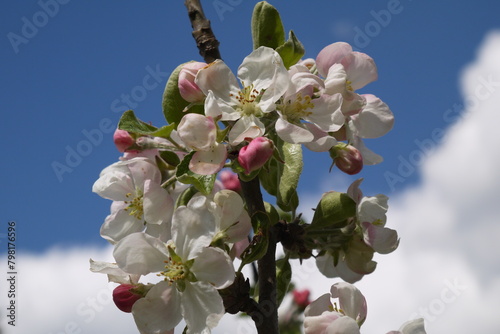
[293,289,311,309]
[332,144,363,175]
[219,170,242,193]
[178,62,207,103]
[113,128,135,152]
[113,284,143,313]
[238,137,274,174]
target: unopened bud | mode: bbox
[178,62,207,103]
[331,144,363,175]
[238,137,274,174]
[219,170,242,193]
[113,129,135,152]
[113,284,143,313]
[292,289,311,309]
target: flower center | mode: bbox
[159,257,187,282]
[124,190,144,220]
[231,84,263,117]
[281,93,315,123]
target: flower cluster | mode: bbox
[89,2,425,333]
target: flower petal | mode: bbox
[228,115,265,145]
[132,281,182,334]
[330,282,367,325]
[358,195,388,225]
[189,143,227,175]
[325,315,361,334]
[342,52,378,90]
[238,47,289,113]
[181,282,225,334]
[316,42,353,78]
[362,222,399,254]
[195,60,239,105]
[143,180,174,227]
[190,247,235,289]
[177,114,217,151]
[316,253,364,283]
[302,123,338,152]
[304,293,332,317]
[351,94,394,138]
[100,203,144,244]
[275,118,314,144]
[172,197,215,260]
[304,311,343,334]
[304,93,344,132]
[113,232,168,275]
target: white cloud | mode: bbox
[3,30,500,334]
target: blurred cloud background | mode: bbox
[1,0,500,333]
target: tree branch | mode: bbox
[239,177,279,334]
[184,1,278,332]
[184,0,221,63]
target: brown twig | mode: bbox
[184,0,221,63]
[184,1,278,332]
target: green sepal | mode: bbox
[310,192,357,228]
[167,245,182,263]
[277,142,303,212]
[159,150,181,167]
[175,152,216,195]
[162,62,204,126]
[118,110,177,139]
[250,210,271,231]
[264,202,280,225]
[276,30,305,69]
[259,156,280,197]
[275,257,292,307]
[175,185,199,208]
[251,1,285,50]
[238,228,269,271]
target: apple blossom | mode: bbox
[238,137,274,174]
[112,203,235,333]
[275,64,344,147]
[177,113,227,175]
[303,282,367,334]
[92,157,174,243]
[178,61,207,103]
[195,46,289,145]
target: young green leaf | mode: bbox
[251,1,285,49]
[276,30,305,69]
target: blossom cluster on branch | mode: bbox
[90,2,426,333]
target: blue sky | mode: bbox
[0,0,497,252]
[2,1,500,333]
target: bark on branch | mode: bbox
[184,0,221,63]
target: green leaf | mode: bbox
[259,156,280,197]
[276,30,305,69]
[118,110,177,138]
[174,186,198,208]
[277,142,303,212]
[275,257,292,307]
[238,228,269,271]
[162,62,204,126]
[175,152,216,195]
[310,192,357,228]
[159,150,180,167]
[251,1,285,50]
[118,110,158,134]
